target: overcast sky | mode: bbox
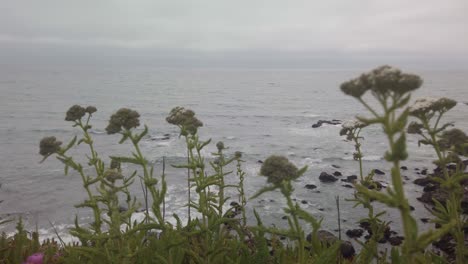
[1,0,467,68]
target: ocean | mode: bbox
[1,65,467,242]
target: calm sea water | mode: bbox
[1,65,467,241]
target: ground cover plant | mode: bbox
[1,65,467,263]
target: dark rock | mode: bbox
[343,175,358,183]
[301,200,308,204]
[312,119,342,128]
[319,172,338,183]
[257,160,263,164]
[388,236,404,246]
[415,168,420,171]
[403,175,410,181]
[373,169,385,175]
[340,241,355,258]
[400,166,408,170]
[420,218,430,223]
[332,164,341,169]
[417,190,449,204]
[432,234,455,256]
[346,229,364,238]
[359,221,371,231]
[304,184,317,190]
[342,184,353,188]
[413,177,434,187]
[282,216,288,220]
[365,181,383,190]
[318,208,325,211]
[333,171,342,177]
[409,205,415,211]
[423,183,438,192]
[421,169,428,175]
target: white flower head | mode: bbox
[409,97,457,117]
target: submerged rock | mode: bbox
[304,184,317,190]
[312,119,342,128]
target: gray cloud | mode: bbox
[1,0,467,67]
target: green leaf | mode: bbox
[393,109,409,133]
[109,155,144,165]
[249,185,278,200]
[315,241,340,264]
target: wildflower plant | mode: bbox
[38,105,167,263]
[408,97,468,263]
[340,120,389,262]
[340,66,456,262]
[252,155,329,263]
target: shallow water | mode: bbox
[1,65,467,241]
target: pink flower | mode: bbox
[23,252,44,264]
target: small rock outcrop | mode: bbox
[312,119,341,128]
[319,172,338,183]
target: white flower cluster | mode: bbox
[342,119,366,130]
[409,97,457,117]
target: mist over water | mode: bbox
[1,65,467,240]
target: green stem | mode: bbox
[284,185,304,263]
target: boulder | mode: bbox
[346,229,364,238]
[388,236,404,246]
[304,184,317,190]
[413,177,434,187]
[319,172,338,183]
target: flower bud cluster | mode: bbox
[106,108,140,134]
[166,106,203,135]
[407,121,424,135]
[260,155,299,185]
[437,128,468,151]
[409,97,457,117]
[39,136,62,156]
[341,65,422,98]
[340,119,366,140]
[65,105,98,122]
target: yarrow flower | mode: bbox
[407,121,424,134]
[39,136,62,156]
[65,105,86,121]
[166,106,203,135]
[105,108,140,134]
[260,155,300,185]
[340,65,422,98]
[409,97,457,117]
[437,128,468,151]
[216,141,225,151]
[85,106,97,114]
[340,119,366,139]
